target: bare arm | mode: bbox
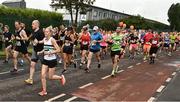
[50,38,60,54]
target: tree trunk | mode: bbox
[75,7,79,27]
[70,9,74,26]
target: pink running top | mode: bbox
[100,34,108,47]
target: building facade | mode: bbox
[52,5,131,25]
[86,5,130,21]
[2,0,26,8]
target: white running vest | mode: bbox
[43,37,56,60]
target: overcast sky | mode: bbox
[1,0,179,24]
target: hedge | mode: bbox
[0,5,63,32]
[80,16,169,32]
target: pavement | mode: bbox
[0,49,179,101]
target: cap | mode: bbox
[93,26,99,31]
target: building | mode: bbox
[2,0,26,8]
[86,5,130,21]
[51,5,131,25]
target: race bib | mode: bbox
[152,40,157,44]
[16,41,21,46]
[65,43,70,46]
[60,36,65,40]
[82,41,88,45]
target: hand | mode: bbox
[16,36,21,40]
[33,39,38,46]
[92,40,97,44]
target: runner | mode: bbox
[109,27,124,76]
[25,20,44,85]
[163,32,170,55]
[169,32,177,56]
[10,21,31,73]
[128,31,139,60]
[62,27,77,74]
[78,26,91,68]
[35,26,66,96]
[58,25,66,64]
[3,25,13,63]
[149,31,160,64]
[100,30,108,59]
[143,29,153,60]
[85,26,102,73]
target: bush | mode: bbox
[80,16,169,31]
[0,6,63,32]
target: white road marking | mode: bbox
[45,93,66,102]
[101,75,111,79]
[172,72,176,76]
[166,78,172,83]
[156,85,165,93]
[128,66,133,69]
[64,96,77,102]
[147,97,155,102]
[117,70,124,73]
[0,69,24,75]
[136,63,141,65]
[144,60,147,62]
[79,83,93,89]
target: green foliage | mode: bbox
[80,19,118,31]
[80,16,169,31]
[121,16,168,31]
[0,6,63,32]
[168,3,180,31]
[51,0,95,26]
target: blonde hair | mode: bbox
[46,25,53,34]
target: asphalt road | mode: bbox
[0,49,179,101]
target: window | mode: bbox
[93,10,98,17]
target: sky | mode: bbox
[0,0,179,24]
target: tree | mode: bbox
[50,0,95,26]
[168,3,180,31]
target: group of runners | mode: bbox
[1,20,180,96]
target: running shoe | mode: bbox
[10,69,18,73]
[60,75,66,86]
[74,62,77,68]
[62,69,67,74]
[111,69,115,77]
[79,63,83,69]
[3,60,8,63]
[85,68,90,73]
[58,60,62,64]
[38,90,47,96]
[25,79,33,85]
[98,63,101,68]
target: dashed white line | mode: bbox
[79,83,93,89]
[136,63,141,65]
[147,97,155,102]
[101,75,111,79]
[144,60,147,62]
[45,93,66,102]
[166,78,172,82]
[156,85,165,93]
[117,70,124,73]
[0,69,24,75]
[172,72,177,76]
[128,66,133,69]
[64,96,77,102]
